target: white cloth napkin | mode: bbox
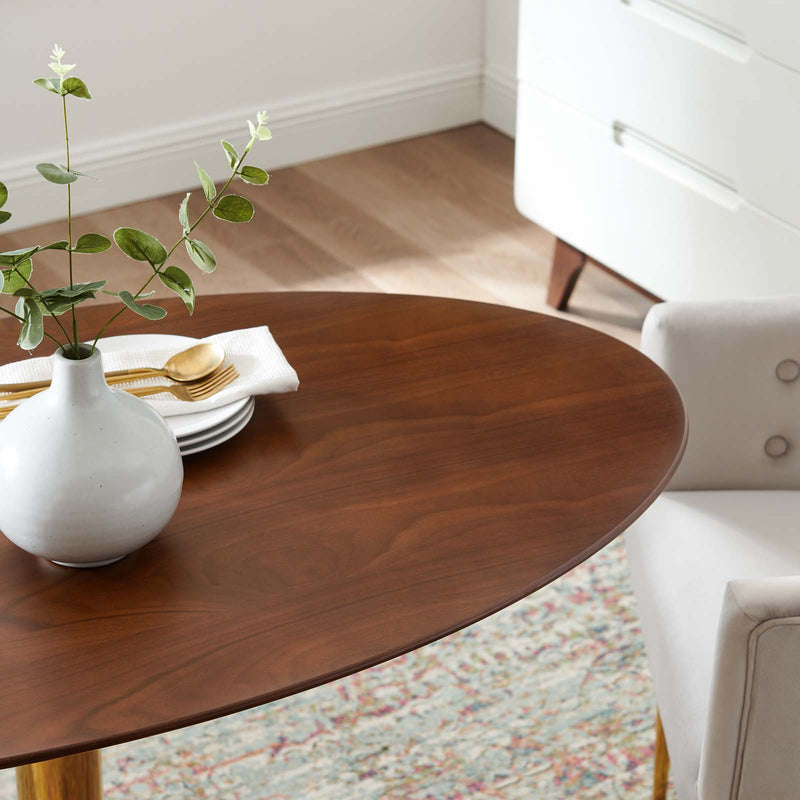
[0,327,299,417]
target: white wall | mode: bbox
[483,0,519,136]
[1,0,518,231]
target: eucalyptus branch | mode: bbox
[61,92,79,357]
[0,46,271,358]
[162,140,256,264]
[90,132,264,350]
[184,154,250,239]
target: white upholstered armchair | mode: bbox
[625,298,800,800]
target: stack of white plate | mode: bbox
[99,333,256,457]
[168,396,255,456]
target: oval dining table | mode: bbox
[0,292,686,799]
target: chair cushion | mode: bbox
[624,490,800,800]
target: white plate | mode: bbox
[177,397,255,446]
[98,333,249,438]
[180,400,255,456]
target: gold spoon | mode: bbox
[104,342,226,383]
[0,342,226,397]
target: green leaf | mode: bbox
[253,112,272,141]
[159,266,195,314]
[74,233,111,253]
[15,297,43,350]
[195,162,216,202]
[39,290,96,316]
[213,194,254,223]
[239,166,269,185]
[113,227,167,266]
[178,192,191,233]
[0,247,38,266]
[118,290,167,320]
[221,140,238,168]
[36,162,77,184]
[61,76,91,99]
[185,238,216,273]
[0,211,10,225]
[39,240,69,251]
[2,259,32,294]
[33,77,61,94]
[40,280,107,298]
[0,181,7,209]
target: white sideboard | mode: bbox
[514,0,800,305]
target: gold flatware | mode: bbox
[126,365,239,401]
[0,342,226,397]
[0,365,239,420]
[105,342,226,383]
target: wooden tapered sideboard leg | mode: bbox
[16,749,102,800]
[547,238,587,310]
[653,710,670,800]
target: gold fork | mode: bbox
[126,364,239,401]
[0,365,239,420]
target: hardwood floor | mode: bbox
[0,124,653,346]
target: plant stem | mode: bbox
[62,93,79,357]
[0,306,27,324]
[44,331,66,349]
[90,138,256,350]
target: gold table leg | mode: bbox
[16,749,102,800]
[653,710,670,800]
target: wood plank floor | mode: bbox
[0,124,653,347]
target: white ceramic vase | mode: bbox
[0,346,183,567]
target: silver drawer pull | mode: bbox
[620,0,751,62]
[613,122,740,210]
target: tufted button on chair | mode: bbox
[625,297,800,800]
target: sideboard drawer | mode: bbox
[673,0,800,74]
[514,82,800,301]
[519,0,800,229]
[521,0,800,76]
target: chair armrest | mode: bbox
[699,576,800,800]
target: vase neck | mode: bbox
[51,347,107,402]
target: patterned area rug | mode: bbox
[0,539,676,799]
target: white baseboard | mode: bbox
[1,60,484,232]
[482,63,517,138]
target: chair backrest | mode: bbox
[641,298,800,490]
